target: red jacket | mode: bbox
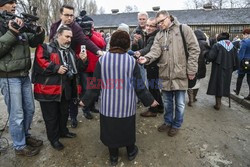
[32,41,87,102]
[85,31,106,72]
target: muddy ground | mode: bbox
[0,67,250,167]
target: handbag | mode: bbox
[179,24,197,88]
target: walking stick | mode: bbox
[229,95,231,108]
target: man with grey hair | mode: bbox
[139,10,200,137]
[33,26,88,150]
[131,11,149,88]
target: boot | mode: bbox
[234,75,243,95]
[214,96,221,110]
[193,89,198,102]
[187,89,193,107]
[245,94,250,101]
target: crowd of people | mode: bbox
[0,0,250,166]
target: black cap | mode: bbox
[0,0,16,7]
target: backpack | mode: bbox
[179,24,197,88]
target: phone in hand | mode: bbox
[81,45,86,53]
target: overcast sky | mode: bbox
[95,0,187,13]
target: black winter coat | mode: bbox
[194,30,210,79]
[32,41,88,102]
[139,30,159,68]
[206,40,239,97]
[131,26,146,51]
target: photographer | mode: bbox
[73,12,105,122]
[0,0,45,156]
[49,5,103,127]
[32,26,88,151]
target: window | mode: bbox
[230,26,243,33]
[197,26,211,32]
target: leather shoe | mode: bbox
[128,145,138,161]
[71,118,78,128]
[140,111,157,117]
[83,111,93,119]
[60,132,77,138]
[15,146,40,157]
[51,141,64,151]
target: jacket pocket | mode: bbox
[173,64,187,79]
[158,63,169,80]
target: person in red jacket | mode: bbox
[32,26,88,150]
[49,6,103,128]
[69,13,106,126]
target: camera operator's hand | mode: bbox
[57,65,68,74]
[8,18,23,34]
[79,51,87,62]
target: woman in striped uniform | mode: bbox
[80,30,158,166]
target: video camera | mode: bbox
[0,6,40,34]
[75,16,93,37]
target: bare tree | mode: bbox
[246,0,250,7]
[184,0,250,9]
[133,5,138,12]
[15,0,101,36]
[124,5,133,13]
[98,6,105,14]
[184,0,207,9]
[86,0,98,15]
[124,5,138,13]
[74,0,88,15]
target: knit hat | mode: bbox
[0,0,15,7]
[117,23,129,34]
[79,10,93,22]
[81,15,93,22]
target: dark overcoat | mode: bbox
[206,40,239,97]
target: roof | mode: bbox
[90,8,250,28]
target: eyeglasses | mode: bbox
[157,17,168,25]
[146,24,157,28]
[62,14,74,18]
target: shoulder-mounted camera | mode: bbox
[0,6,40,34]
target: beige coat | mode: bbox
[144,19,200,91]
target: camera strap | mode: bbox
[0,21,7,35]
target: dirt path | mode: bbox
[0,68,250,167]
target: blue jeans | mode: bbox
[162,90,186,129]
[0,77,35,150]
